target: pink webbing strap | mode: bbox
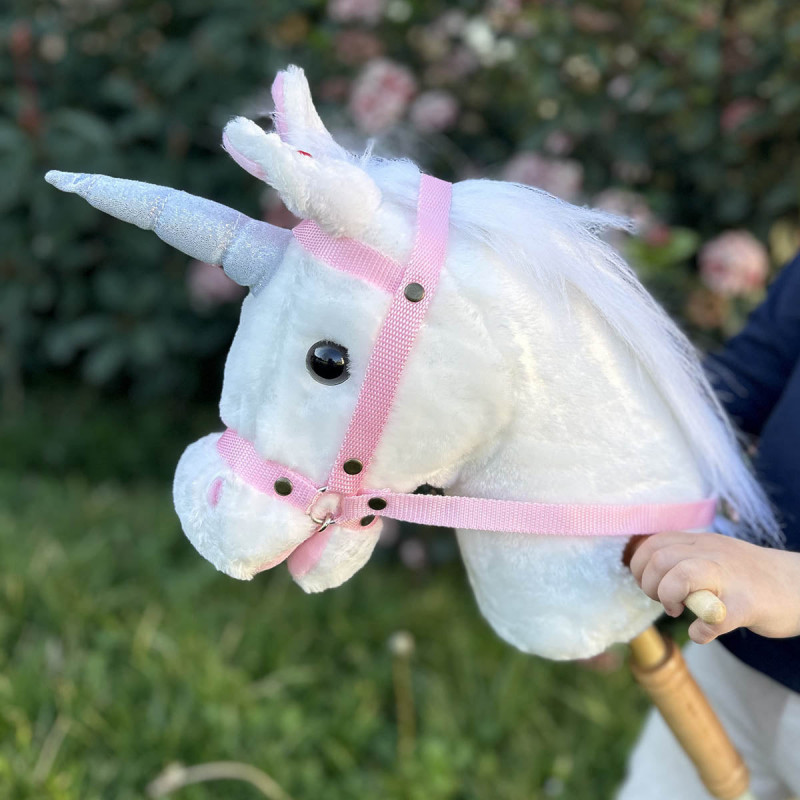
[326,174,453,496]
[339,491,718,536]
[293,220,404,294]
[217,429,319,512]
[218,428,718,535]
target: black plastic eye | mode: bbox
[306,340,350,385]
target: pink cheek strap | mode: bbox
[324,175,453,497]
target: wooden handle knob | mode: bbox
[685,590,727,625]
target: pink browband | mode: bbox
[217,174,717,539]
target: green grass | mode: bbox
[0,392,653,799]
[0,471,652,800]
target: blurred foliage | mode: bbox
[0,460,655,800]
[2,0,800,401]
[0,379,218,482]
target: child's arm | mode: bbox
[629,531,800,644]
[705,253,800,437]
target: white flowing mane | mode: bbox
[365,156,781,546]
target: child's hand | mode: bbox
[628,532,800,644]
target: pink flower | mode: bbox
[503,152,549,187]
[593,188,656,233]
[9,21,33,58]
[186,261,245,311]
[434,9,468,37]
[571,4,620,33]
[543,129,575,156]
[721,98,761,133]
[695,4,719,30]
[334,29,383,65]
[503,152,584,202]
[612,159,652,184]
[327,0,385,25]
[408,24,450,61]
[644,223,672,247]
[723,33,756,75]
[607,74,632,100]
[261,189,300,229]
[410,90,459,133]
[486,0,522,29]
[490,0,522,13]
[317,76,351,102]
[349,59,417,134]
[543,160,584,202]
[699,231,769,296]
[426,46,480,84]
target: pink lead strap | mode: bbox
[216,172,718,539]
[339,490,717,536]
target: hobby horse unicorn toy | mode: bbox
[44,65,779,664]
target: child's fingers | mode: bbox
[687,595,747,643]
[687,618,724,644]
[637,547,709,610]
[628,531,701,584]
[655,558,724,618]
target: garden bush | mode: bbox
[2,0,799,402]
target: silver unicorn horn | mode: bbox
[45,171,291,291]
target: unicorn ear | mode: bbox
[269,65,346,159]
[221,66,346,181]
[223,117,381,239]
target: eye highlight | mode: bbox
[306,340,350,385]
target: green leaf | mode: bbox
[0,122,34,212]
[82,339,127,384]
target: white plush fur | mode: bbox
[273,65,348,161]
[223,118,381,238]
[168,67,780,659]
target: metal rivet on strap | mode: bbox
[404,282,425,302]
[360,515,376,527]
[367,497,387,511]
[274,478,293,496]
[343,459,363,475]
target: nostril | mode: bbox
[207,477,224,508]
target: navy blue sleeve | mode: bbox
[705,252,800,436]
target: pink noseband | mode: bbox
[217,174,716,543]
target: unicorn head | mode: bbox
[47,66,779,660]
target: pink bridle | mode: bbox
[217,174,716,545]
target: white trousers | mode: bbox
[617,640,800,800]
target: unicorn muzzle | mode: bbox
[172,429,385,589]
[173,431,341,582]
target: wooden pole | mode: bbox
[629,627,752,800]
[622,537,754,798]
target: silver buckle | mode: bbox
[306,487,337,532]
